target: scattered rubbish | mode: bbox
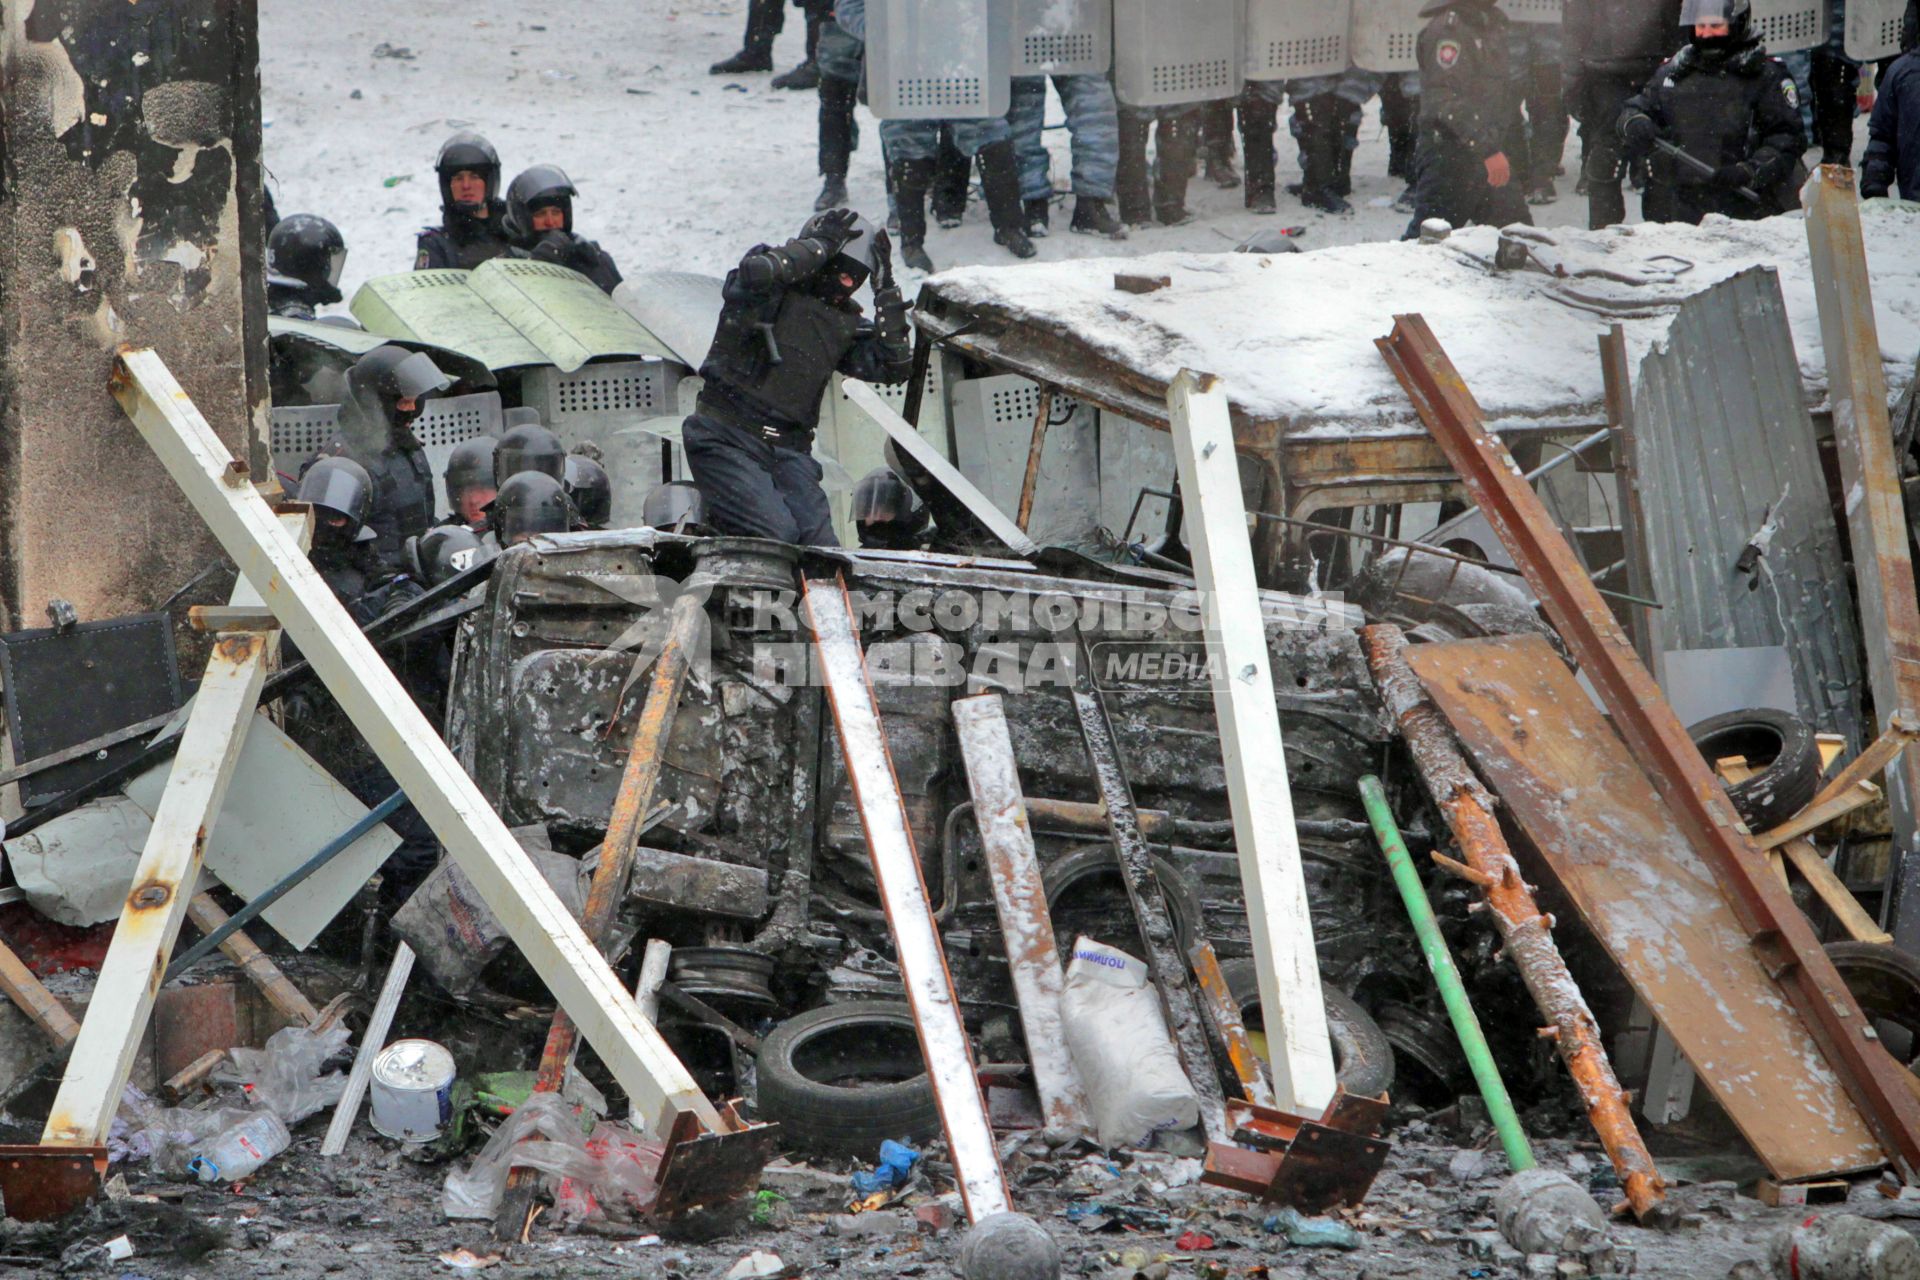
[102,1235,133,1261]
[391,826,590,993]
[1767,1214,1920,1280]
[1494,1169,1608,1257]
[1263,1208,1361,1251]
[382,174,410,186]
[957,1211,1062,1280]
[216,1024,351,1125]
[749,1189,787,1227]
[725,1250,791,1280]
[850,1139,921,1197]
[443,1093,661,1222]
[187,1112,291,1184]
[369,1038,456,1143]
[1174,1230,1215,1251]
[916,1199,959,1233]
[1060,938,1199,1150]
[437,1248,501,1270]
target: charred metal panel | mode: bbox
[1632,269,1867,748]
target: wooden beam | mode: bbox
[0,936,78,1048]
[43,632,268,1147]
[320,944,413,1157]
[1781,840,1896,945]
[805,580,1010,1224]
[1758,784,1882,851]
[185,894,321,1027]
[1015,391,1054,533]
[111,348,717,1139]
[1804,167,1920,953]
[1166,370,1337,1116]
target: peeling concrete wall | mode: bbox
[0,0,269,632]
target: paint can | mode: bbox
[369,1039,456,1143]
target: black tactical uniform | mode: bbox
[416,132,514,271]
[1406,0,1532,238]
[310,346,453,570]
[687,212,911,546]
[1619,21,1806,224]
[500,165,624,294]
[1564,0,1685,228]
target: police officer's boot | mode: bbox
[772,9,823,89]
[1382,78,1418,181]
[1241,98,1279,214]
[1070,196,1128,238]
[1203,100,1242,188]
[979,140,1039,259]
[890,157,938,272]
[1295,97,1351,214]
[1153,112,1199,225]
[1332,99,1362,198]
[1024,198,1051,238]
[1116,111,1154,225]
[711,0,781,74]
[932,135,972,228]
[816,76,856,211]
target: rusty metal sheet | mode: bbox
[1406,634,1884,1182]
[1632,267,1866,750]
[0,1146,104,1222]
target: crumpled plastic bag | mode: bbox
[108,1085,255,1177]
[443,1092,662,1221]
[849,1140,919,1197]
[216,1024,352,1125]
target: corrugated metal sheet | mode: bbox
[1633,267,1866,748]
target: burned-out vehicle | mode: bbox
[443,530,1490,1127]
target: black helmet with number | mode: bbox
[852,467,929,550]
[267,214,347,304]
[494,423,567,485]
[502,165,578,247]
[411,524,491,585]
[563,454,612,529]
[436,131,502,213]
[339,345,452,454]
[494,471,572,546]
[643,481,708,534]
[298,457,378,546]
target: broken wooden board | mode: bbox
[1406,634,1884,1181]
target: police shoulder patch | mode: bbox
[1437,39,1462,68]
[1782,77,1799,108]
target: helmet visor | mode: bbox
[1679,0,1734,23]
[391,350,454,402]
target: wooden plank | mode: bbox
[805,580,1010,1224]
[320,943,414,1157]
[1782,840,1896,945]
[952,692,1095,1141]
[1406,634,1885,1181]
[1804,169,1920,953]
[0,936,79,1048]
[1167,370,1336,1116]
[43,633,268,1148]
[1759,785,1882,851]
[112,349,717,1140]
[185,894,321,1027]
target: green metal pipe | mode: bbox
[1360,774,1536,1173]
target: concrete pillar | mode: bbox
[0,0,270,631]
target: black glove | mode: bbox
[1618,112,1658,156]
[1712,162,1755,191]
[873,284,909,344]
[532,230,586,269]
[870,228,897,295]
[811,208,861,252]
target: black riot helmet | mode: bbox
[563,454,612,529]
[436,131,502,213]
[339,345,452,453]
[494,471,572,546]
[267,214,347,304]
[412,523,490,585]
[643,481,708,534]
[852,467,930,550]
[494,423,567,485]
[800,210,876,297]
[1680,0,1753,45]
[502,165,578,246]
[444,435,499,522]
[298,456,378,547]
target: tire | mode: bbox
[1043,843,1204,959]
[753,1001,941,1159]
[1825,941,1920,1068]
[1687,708,1821,831]
[1219,959,1396,1099]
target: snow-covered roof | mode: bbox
[924,205,1920,438]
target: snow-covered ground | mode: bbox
[260,0,1604,303]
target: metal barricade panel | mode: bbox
[269,405,342,480]
[866,0,1013,120]
[1349,0,1426,74]
[1498,0,1562,22]
[948,374,1099,545]
[1845,0,1905,61]
[1752,0,1828,52]
[1012,0,1113,75]
[1247,0,1351,81]
[1113,0,1244,107]
[523,361,681,524]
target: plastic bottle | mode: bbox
[187,1112,291,1184]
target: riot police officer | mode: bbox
[442,436,498,531]
[643,481,711,535]
[686,210,911,546]
[298,457,425,622]
[267,215,348,320]
[493,471,574,548]
[1565,0,1684,228]
[1618,0,1806,224]
[1404,0,1531,238]
[313,345,452,568]
[564,454,614,530]
[406,524,493,588]
[494,422,568,485]
[501,165,624,294]
[852,466,931,550]
[416,132,513,271]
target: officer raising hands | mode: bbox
[1404,0,1532,238]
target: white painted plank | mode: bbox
[952,693,1094,1142]
[805,582,1011,1223]
[321,943,414,1156]
[43,633,269,1146]
[1166,369,1337,1115]
[112,349,717,1138]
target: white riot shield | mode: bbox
[1247,0,1352,82]
[1498,0,1563,22]
[1349,0,1427,74]
[1751,0,1829,53]
[1012,0,1113,76]
[866,0,1013,120]
[1845,0,1906,61]
[1113,0,1244,107]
